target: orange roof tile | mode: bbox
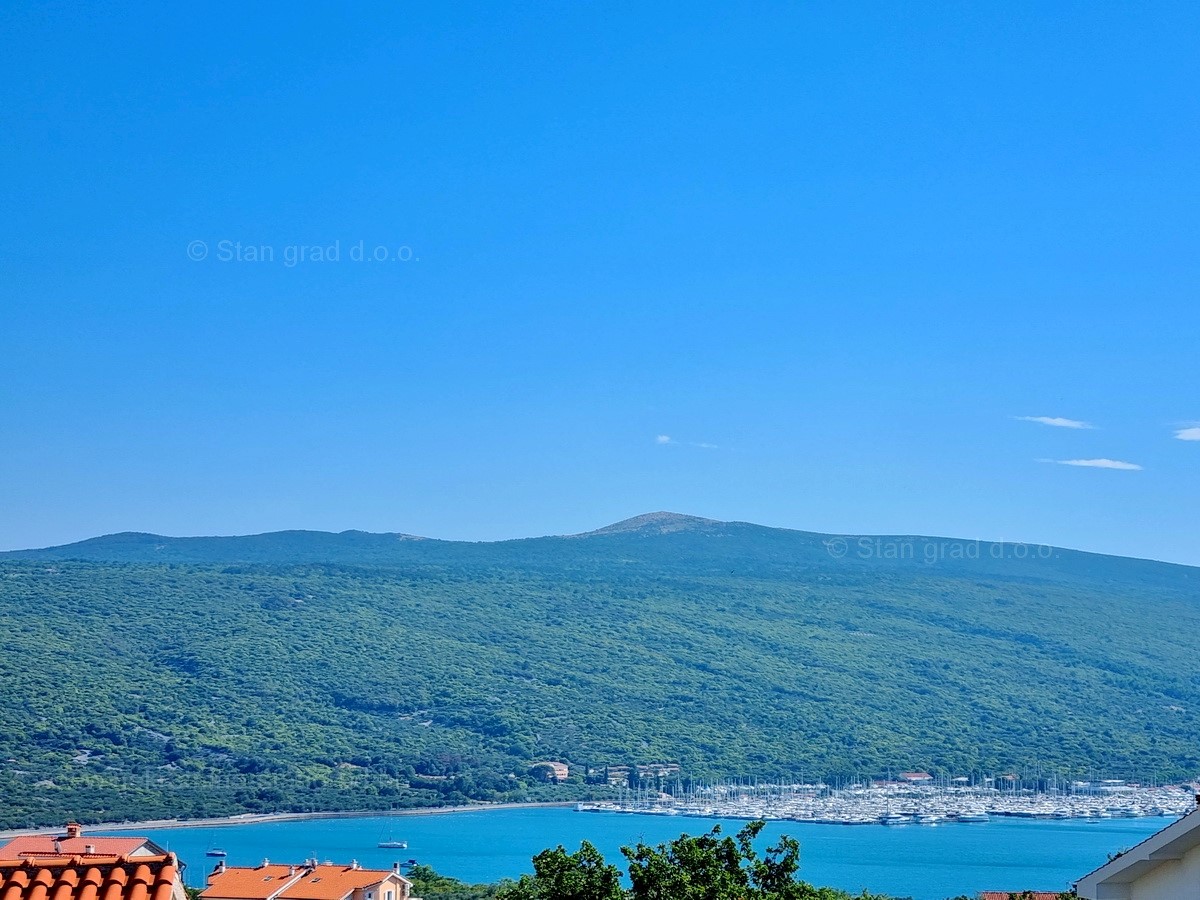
[281,868,398,900]
[199,867,298,900]
[0,840,157,861]
[0,856,180,900]
[977,893,1064,900]
[202,865,410,900]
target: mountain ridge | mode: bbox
[4,512,1196,577]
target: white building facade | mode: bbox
[1077,805,1200,899]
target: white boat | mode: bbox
[378,839,408,849]
[880,813,910,825]
[957,812,990,823]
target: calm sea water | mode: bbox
[114,808,1167,900]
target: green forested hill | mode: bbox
[1,512,1198,827]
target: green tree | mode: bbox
[403,864,504,899]
[498,841,624,900]
[621,820,854,900]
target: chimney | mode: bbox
[260,859,270,869]
[350,861,359,871]
[392,863,400,875]
[288,867,296,877]
[65,823,83,840]
[216,861,226,874]
[85,845,96,855]
[53,840,62,854]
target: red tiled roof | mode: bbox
[202,865,410,900]
[0,855,181,900]
[0,841,154,861]
[282,869,397,900]
[198,867,298,900]
[977,892,1064,900]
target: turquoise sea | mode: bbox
[115,808,1167,900]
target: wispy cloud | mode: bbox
[1039,458,1143,471]
[654,435,718,449]
[1174,425,1200,442]
[1015,416,1095,429]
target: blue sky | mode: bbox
[2,2,1197,563]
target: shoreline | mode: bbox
[0,801,577,839]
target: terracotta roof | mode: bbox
[202,865,410,900]
[282,868,401,900]
[977,892,1064,899]
[0,855,181,900]
[198,867,298,900]
[0,841,155,862]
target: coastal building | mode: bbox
[635,763,680,780]
[899,772,934,784]
[1076,804,1200,899]
[529,761,569,782]
[603,765,631,785]
[0,825,185,900]
[0,823,168,859]
[201,860,415,900]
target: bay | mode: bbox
[114,808,1167,900]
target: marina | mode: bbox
[575,778,1196,825]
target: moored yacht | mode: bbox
[956,812,990,823]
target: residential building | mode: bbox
[0,823,168,860]
[635,763,680,780]
[603,765,631,786]
[201,860,415,900]
[1076,805,1200,899]
[529,761,569,782]
[0,824,185,900]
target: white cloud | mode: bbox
[1174,426,1200,442]
[1040,458,1143,471]
[1015,416,1095,429]
[656,435,718,449]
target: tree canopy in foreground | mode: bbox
[497,821,899,900]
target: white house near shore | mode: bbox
[1077,803,1200,899]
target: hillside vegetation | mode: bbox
[1,513,1198,827]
